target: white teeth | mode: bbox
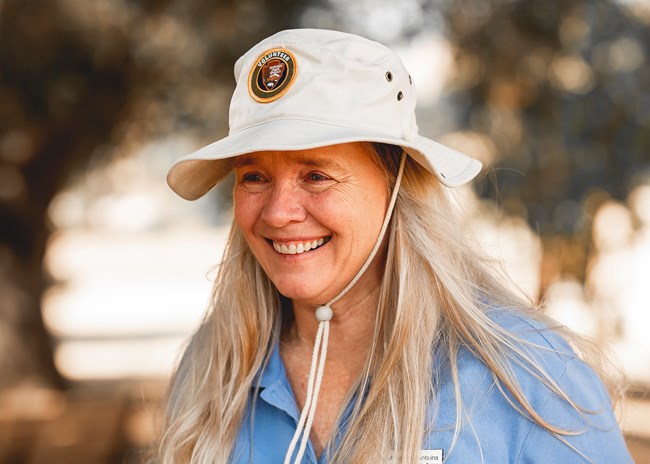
[272,238,329,255]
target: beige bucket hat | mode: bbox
[167,28,482,200]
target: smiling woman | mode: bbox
[233,145,388,306]
[156,29,632,464]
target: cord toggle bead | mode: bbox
[315,306,333,321]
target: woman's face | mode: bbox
[233,142,389,306]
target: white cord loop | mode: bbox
[283,320,327,464]
[284,152,406,463]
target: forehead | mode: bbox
[233,143,373,171]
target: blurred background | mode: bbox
[1,0,649,462]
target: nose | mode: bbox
[260,181,307,227]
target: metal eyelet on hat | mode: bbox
[385,71,393,82]
[397,91,404,101]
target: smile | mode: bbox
[271,237,331,255]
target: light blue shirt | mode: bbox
[231,311,633,463]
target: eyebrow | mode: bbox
[233,154,346,171]
[233,156,256,168]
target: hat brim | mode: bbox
[167,118,482,200]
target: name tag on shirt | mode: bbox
[420,449,443,462]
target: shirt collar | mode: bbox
[252,338,284,389]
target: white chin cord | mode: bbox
[284,152,406,464]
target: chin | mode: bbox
[274,282,328,306]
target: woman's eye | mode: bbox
[306,172,329,182]
[241,172,264,183]
[237,172,269,192]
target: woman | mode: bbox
[160,29,632,463]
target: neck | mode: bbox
[282,280,380,364]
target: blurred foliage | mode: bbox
[442,0,650,288]
[0,0,315,389]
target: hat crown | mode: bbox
[229,29,419,142]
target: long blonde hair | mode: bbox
[155,143,617,463]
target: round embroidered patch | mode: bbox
[248,48,297,103]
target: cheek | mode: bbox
[360,196,388,234]
[312,186,387,236]
[233,192,259,231]
[354,185,389,238]
[307,192,349,226]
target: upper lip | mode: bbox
[265,235,330,243]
